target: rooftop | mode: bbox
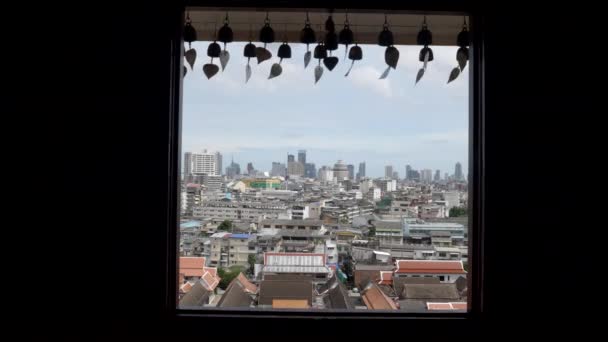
[395,260,466,274]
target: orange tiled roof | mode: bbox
[236,273,258,294]
[180,257,206,277]
[201,271,220,291]
[203,266,217,278]
[395,260,466,274]
[378,271,393,285]
[362,284,398,310]
[427,302,468,310]
[272,299,309,309]
[180,282,193,294]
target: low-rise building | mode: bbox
[208,233,257,268]
[394,260,466,283]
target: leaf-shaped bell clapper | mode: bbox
[457,47,468,70]
[313,42,327,83]
[344,44,362,77]
[379,46,399,80]
[447,67,460,83]
[339,22,354,59]
[378,23,394,47]
[385,46,399,69]
[269,42,291,79]
[185,48,197,70]
[207,41,221,58]
[203,63,219,79]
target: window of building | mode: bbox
[176,6,477,316]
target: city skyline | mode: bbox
[183,149,466,179]
[183,42,468,178]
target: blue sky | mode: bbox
[182,41,468,178]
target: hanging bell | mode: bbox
[418,46,434,62]
[260,20,275,44]
[348,45,362,61]
[218,24,233,45]
[325,31,339,51]
[378,16,394,47]
[278,43,292,60]
[344,44,362,77]
[314,43,327,59]
[301,14,316,69]
[184,21,197,47]
[244,42,256,58]
[457,27,469,47]
[417,20,433,46]
[339,23,354,46]
[325,15,335,32]
[300,23,316,45]
[378,27,394,47]
[207,41,221,58]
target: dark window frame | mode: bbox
[166,1,485,322]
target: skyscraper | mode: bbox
[385,165,394,179]
[455,162,463,181]
[186,150,219,176]
[184,152,193,181]
[297,150,306,165]
[406,165,412,180]
[392,171,399,180]
[333,160,349,181]
[271,162,287,177]
[215,152,222,176]
[421,169,433,183]
[247,162,255,175]
[225,156,241,178]
[357,162,366,180]
[305,163,316,178]
[287,161,304,177]
[347,164,355,180]
[287,154,295,163]
[434,170,441,182]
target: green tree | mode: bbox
[368,226,376,237]
[247,254,256,276]
[217,220,233,231]
[217,265,246,289]
[449,207,467,217]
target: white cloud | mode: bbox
[349,65,394,98]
